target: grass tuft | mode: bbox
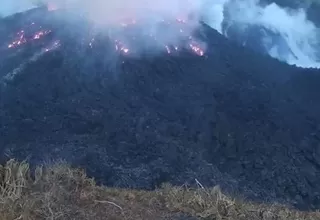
[0,160,319,220]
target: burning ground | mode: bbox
[1,5,320,213]
[0,5,207,85]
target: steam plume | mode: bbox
[1,0,320,68]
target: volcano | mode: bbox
[1,6,320,210]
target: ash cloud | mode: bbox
[53,0,205,49]
[1,0,208,57]
[3,0,207,56]
[202,0,320,68]
[2,0,320,68]
[58,0,202,24]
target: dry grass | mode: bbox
[0,159,319,220]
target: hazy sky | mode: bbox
[0,0,36,17]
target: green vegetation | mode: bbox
[0,160,319,220]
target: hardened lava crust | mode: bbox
[1,6,320,210]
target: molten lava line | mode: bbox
[6,16,205,57]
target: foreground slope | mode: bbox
[1,7,320,210]
[0,160,319,220]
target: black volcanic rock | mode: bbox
[1,7,320,210]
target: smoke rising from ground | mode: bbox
[203,0,320,68]
[1,0,320,68]
[1,0,206,57]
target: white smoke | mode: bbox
[201,0,229,33]
[1,0,320,68]
[202,0,320,68]
[40,0,203,24]
[1,0,207,56]
[1,0,203,26]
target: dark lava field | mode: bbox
[1,6,320,210]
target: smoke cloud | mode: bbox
[39,0,202,24]
[202,0,320,68]
[1,0,207,57]
[1,0,320,68]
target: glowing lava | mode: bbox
[103,17,206,56]
[6,15,205,57]
[8,30,26,48]
[45,40,61,52]
[115,40,130,54]
[33,30,52,40]
[189,42,204,56]
[7,23,52,49]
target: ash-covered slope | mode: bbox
[1,7,320,210]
